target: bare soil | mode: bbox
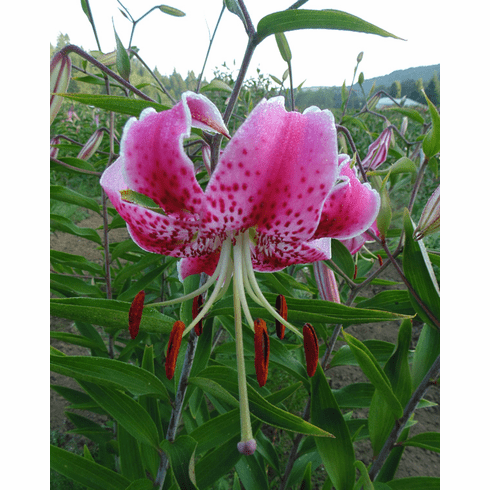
[50,210,439,481]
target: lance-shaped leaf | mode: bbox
[421,88,440,158]
[50,185,100,214]
[402,209,440,328]
[56,93,170,116]
[369,319,412,456]
[50,214,102,244]
[79,381,161,449]
[160,436,198,490]
[343,330,403,419]
[275,32,292,62]
[311,366,356,490]
[51,445,130,490]
[113,25,130,80]
[50,355,169,400]
[256,9,403,44]
[50,297,175,334]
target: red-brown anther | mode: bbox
[377,254,383,267]
[165,321,186,380]
[275,294,287,339]
[353,264,358,280]
[254,319,270,387]
[128,290,145,340]
[303,323,319,377]
[192,295,204,336]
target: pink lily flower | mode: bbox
[101,92,379,453]
[361,127,392,171]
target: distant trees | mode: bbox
[389,81,401,98]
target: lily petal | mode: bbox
[183,91,230,138]
[202,97,338,241]
[314,156,380,240]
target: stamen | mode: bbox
[192,295,204,336]
[183,238,233,336]
[377,254,383,266]
[303,323,319,377]
[165,320,185,380]
[128,290,145,339]
[254,319,270,387]
[275,295,287,339]
[233,233,255,329]
[241,232,303,339]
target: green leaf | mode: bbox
[300,461,312,490]
[330,340,395,368]
[200,78,233,93]
[356,290,415,316]
[51,445,130,490]
[421,89,440,158]
[256,9,403,44]
[80,381,161,449]
[51,156,97,174]
[50,214,102,244]
[161,436,198,490]
[117,263,168,302]
[113,25,131,80]
[330,239,356,279]
[50,250,104,276]
[56,93,170,116]
[188,377,239,408]
[402,209,440,328]
[355,460,375,490]
[386,477,440,489]
[235,451,269,490]
[211,294,412,326]
[159,5,185,17]
[310,367,356,490]
[369,319,412,456]
[275,32,292,62]
[401,432,439,452]
[124,480,154,490]
[198,366,333,438]
[50,297,175,334]
[50,332,107,352]
[224,0,246,29]
[384,107,425,124]
[50,273,104,297]
[50,355,169,400]
[51,185,101,213]
[367,157,417,178]
[343,330,403,419]
[411,324,440,388]
[333,383,374,409]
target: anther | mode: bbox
[275,294,288,340]
[192,294,204,336]
[353,264,358,280]
[128,290,145,340]
[303,323,319,377]
[377,254,383,266]
[254,319,270,387]
[165,321,185,380]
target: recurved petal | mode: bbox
[202,97,338,241]
[120,103,206,216]
[177,249,222,281]
[252,236,331,272]
[101,158,210,257]
[313,157,380,240]
[341,222,379,255]
[183,92,230,138]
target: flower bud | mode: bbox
[50,51,72,125]
[357,51,364,63]
[413,186,440,240]
[400,117,408,137]
[77,129,104,160]
[313,262,340,303]
[50,136,61,159]
[362,127,392,171]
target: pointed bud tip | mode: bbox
[237,439,257,455]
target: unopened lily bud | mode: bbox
[77,129,104,160]
[362,127,392,171]
[50,136,61,159]
[413,186,440,240]
[313,262,340,303]
[201,142,212,176]
[357,51,364,63]
[50,51,72,125]
[400,117,408,137]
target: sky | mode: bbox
[48,0,442,88]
